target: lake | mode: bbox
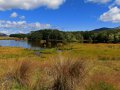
[0,40,42,50]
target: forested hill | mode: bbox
[10,27,120,43]
[92,27,113,32]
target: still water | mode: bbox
[0,40,42,50]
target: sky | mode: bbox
[0,0,120,34]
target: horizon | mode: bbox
[0,0,120,34]
[1,26,117,35]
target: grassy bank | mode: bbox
[0,43,120,90]
[0,36,15,40]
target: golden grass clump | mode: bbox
[0,60,37,90]
[48,57,88,90]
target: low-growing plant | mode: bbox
[49,57,87,90]
[0,60,36,90]
[87,81,116,90]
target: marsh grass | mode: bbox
[0,43,120,90]
[47,56,91,90]
[0,37,15,40]
[88,81,116,90]
[30,56,89,90]
[12,61,34,87]
[0,57,89,90]
[0,60,37,90]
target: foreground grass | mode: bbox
[0,43,120,90]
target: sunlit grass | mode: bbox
[0,36,15,40]
[61,43,120,60]
[0,43,120,90]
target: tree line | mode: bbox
[9,28,120,43]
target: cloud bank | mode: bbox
[100,7,120,22]
[87,0,111,4]
[0,0,65,10]
[0,20,51,34]
[85,0,120,22]
[87,0,120,23]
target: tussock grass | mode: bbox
[50,58,87,90]
[0,60,37,90]
[0,43,120,90]
[31,56,89,90]
[0,57,88,90]
[11,61,34,87]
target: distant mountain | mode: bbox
[115,26,120,29]
[92,27,113,32]
[0,33,7,36]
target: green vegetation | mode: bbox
[88,81,116,90]
[9,28,120,45]
[1,28,120,90]
[0,43,120,90]
[10,34,28,39]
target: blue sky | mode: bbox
[0,0,120,34]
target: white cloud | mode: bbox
[10,12,26,19]
[19,16,25,19]
[100,6,120,22]
[115,0,120,5]
[87,0,111,4]
[0,0,65,11]
[0,20,51,34]
[10,12,18,18]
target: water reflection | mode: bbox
[0,40,42,50]
[28,41,58,48]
